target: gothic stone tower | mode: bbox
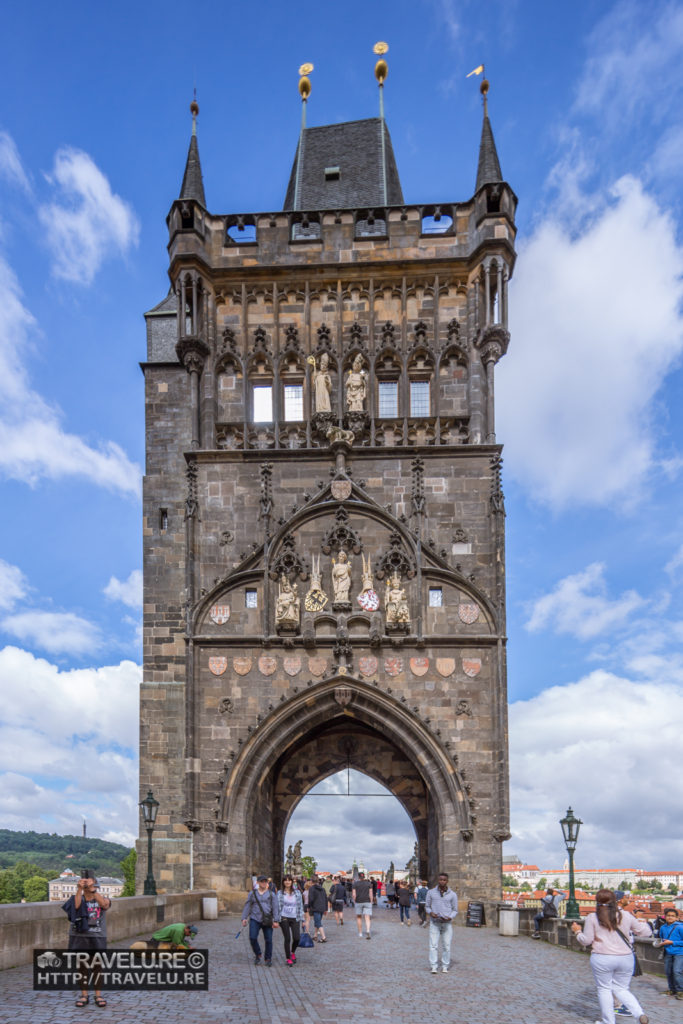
[140,79,516,914]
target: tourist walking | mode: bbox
[426,872,458,974]
[277,874,304,966]
[658,907,683,998]
[353,871,375,939]
[385,879,396,908]
[397,880,412,925]
[329,875,347,926]
[570,888,651,1024]
[241,874,280,966]
[307,876,328,942]
[415,880,429,927]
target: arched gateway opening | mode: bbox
[221,674,474,905]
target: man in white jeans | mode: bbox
[425,872,459,974]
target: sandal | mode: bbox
[75,996,89,1007]
[94,996,107,1007]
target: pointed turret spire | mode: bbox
[179,96,206,207]
[475,77,503,193]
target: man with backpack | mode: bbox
[532,887,564,938]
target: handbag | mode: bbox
[615,927,642,976]
[251,890,273,928]
[298,930,314,948]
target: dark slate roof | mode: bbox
[180,134,206,207]
[475,113,503,192]
[283,118,404,210]
[145,289,177,316]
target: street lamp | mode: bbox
[140,790,160,896]
[560,806,582,920]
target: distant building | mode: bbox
[48,869,123,902]
[503,864,683,890]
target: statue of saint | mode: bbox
[345,354,367,412]
[385,572,410,626]
[308,353,332,413]
[332,549,352,604]
[275,574,300,626]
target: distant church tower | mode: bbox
[139,61,516,914]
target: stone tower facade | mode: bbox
[139,83,516,913]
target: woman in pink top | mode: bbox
[571,889,651,1024]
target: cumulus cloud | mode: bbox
[0,646,140,841]
[0,559,28,611]
[498,176,683,509]
[0,131,32,193]
[0,253,140,496]
[285,770,417,872]
[38,147,139,285]
[526,562,644,639]
[507,671,683,869]
[0,611,101,655]
[104,569,143,609]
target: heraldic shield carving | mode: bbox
[308,656,327,677]
[258,655,277,676]
[358,655,378,676]
[462,657,482,678]
[410,656,429,677]
[334,685,353,707]
[209,656,228,676]
[436,658,455,677]
[209,604,231,624]
[458,602,480,624]
[233,657,252,676]
[283,656,302,676]
[384,656,404,677]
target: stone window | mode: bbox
[159,508,168,531]
[283,384,304,421]
[410,380,430,417]
[378,380,399,417]
[245,589,258,609]
[429,587,443,607]
[252,384,273,422]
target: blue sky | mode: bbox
[1,0,682,875]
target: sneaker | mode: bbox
[442,966,448,973]
[264,960,272,967]
[254,956,261,965]
[406,920,412,926]
[286,957,293,966]
[615,1009,632,1016]
[677,994,683,1000]
[431,966,438,974]
[357,932,363,938]
[291,954,296,963]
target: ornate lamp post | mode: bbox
[560,806,582,920]
[140,790,160,896]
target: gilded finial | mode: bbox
[298,62,313,100]
[374,41,389,84]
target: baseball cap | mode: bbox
[257,875,268,882]
[188,925,198,936]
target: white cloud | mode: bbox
[498,175,683,509]
[0,131,31,193]
[0,612,101,655]
[526,562,644,640]
[665,543,683,577]
[104,569,143,609]
[0,559,28,611]
[507,671,683,869]
[38,147,139,285]
[0,253,140,496]
[285,770,417,872]
[0,646,140,842]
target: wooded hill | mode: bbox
[0,829,131,878]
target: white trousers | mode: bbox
[429,919,453,968]
[590,953,643,1024]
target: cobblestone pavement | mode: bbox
[3,906,680,1024]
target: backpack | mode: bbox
[542,896,557,918]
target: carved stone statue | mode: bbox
[292,839,303,876]
[308,353,332,413]
[345,354,367,411]
[332,549,352,606]
[275,574,300,628]
[385,572,410,628]
[285,844,294,873]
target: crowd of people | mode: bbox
[240,870,459,971]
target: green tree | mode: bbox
[619,881,632,891]
[300,856,317,878]
[552,878,561,888]
[537,877,547,890]
[635,879,650,891]
[120,849,137,897]
[652,880,663,891]
[519,882,532,892]
[0,868,23,903]
[501,874,517,887]
[668,883,678,894]
[23,876,49,902]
